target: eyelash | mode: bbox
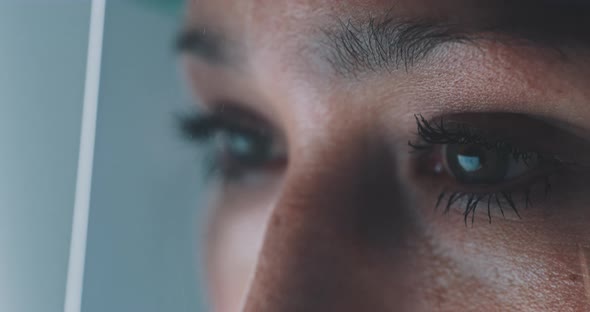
[410,114,541,162]
[409,114,560,225]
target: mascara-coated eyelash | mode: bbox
[409,114,562,225]
[409,114,546,164]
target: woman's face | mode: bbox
[179,0,590,311]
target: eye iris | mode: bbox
[445,144,509,184]
[228,134,255,157]
[223,131,273,167]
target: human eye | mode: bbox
[178,104,286,181]
[409,113,590,225]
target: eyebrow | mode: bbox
[175,19,471,73]
[177,1,590,75]
[323,1,590,76]
[176,27,229,64]
[320,17,471,75]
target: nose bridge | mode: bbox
[243,126,415,311]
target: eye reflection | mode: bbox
[444,144,510,184]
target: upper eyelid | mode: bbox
[408,115,526,154]
[410,113,590,161]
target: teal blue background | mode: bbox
[132,0,184,17]
[0,1,207,311]
[82,1,207,311]
[0,2,90,312]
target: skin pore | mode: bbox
[179,0,590,311]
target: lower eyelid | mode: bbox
[431,178,552,224]
[425,160,590,225]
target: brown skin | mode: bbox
[182,0,590,311]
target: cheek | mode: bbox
[421,204,590,311]
[206,190,276,312]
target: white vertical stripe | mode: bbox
[64,1,106,312]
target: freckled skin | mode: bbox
[184,1,590,311]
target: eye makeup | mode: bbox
[409,113,590,225]
[180,104,590,226]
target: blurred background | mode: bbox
[0,1,208,311]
